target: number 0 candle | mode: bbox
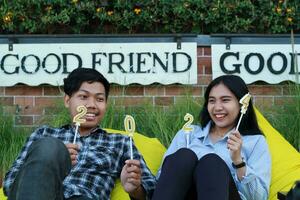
[124,115,136,159]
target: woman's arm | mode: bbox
[235,136,271,200]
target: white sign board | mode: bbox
[0,42,197,86]
[212,44,300,84]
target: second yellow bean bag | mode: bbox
[255,109,300,200]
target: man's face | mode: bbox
[64,81,107,135]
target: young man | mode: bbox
[3,68,156,200]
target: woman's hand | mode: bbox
[227,130,243,164]
[227,130,246,180]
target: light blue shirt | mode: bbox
[157,122,271,200]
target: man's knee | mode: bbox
[27,137,69,165]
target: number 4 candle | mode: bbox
[236,93,251,131]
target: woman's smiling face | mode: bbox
[207,83,240,133]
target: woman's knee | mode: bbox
[162,148,198,171]
[199,153,224,164]
[195,153,230,175]
[175,148,197,158]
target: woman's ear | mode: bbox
[64,95,70,108]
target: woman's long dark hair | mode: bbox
[199,75,263,136]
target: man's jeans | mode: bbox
[7,137,90,200]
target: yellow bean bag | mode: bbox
[255,109,300,200]
[0,188,5,200]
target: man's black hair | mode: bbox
[63,68,110,99]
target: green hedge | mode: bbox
[1,0,299,34]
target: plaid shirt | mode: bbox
[3,125,156,199]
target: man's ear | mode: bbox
[64,95,70,108]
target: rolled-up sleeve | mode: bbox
[234,136,271,200]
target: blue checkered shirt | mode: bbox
[3,125,156,199]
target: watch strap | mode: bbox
[232,161,246,169]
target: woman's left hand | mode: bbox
[227,130,243,163]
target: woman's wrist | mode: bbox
[232,159,243,165]
[232,157,246,169]
[232,161,246,169]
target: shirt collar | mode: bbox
[62,124,104,136]
[195,121,212,139]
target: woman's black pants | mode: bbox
[152,148,241,200]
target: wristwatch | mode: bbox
[232,161,246,169]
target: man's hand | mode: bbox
[65,143,79,166]
[121,160,145,200]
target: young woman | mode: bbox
[152,75,271,200]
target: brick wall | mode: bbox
[0,47,294,127]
